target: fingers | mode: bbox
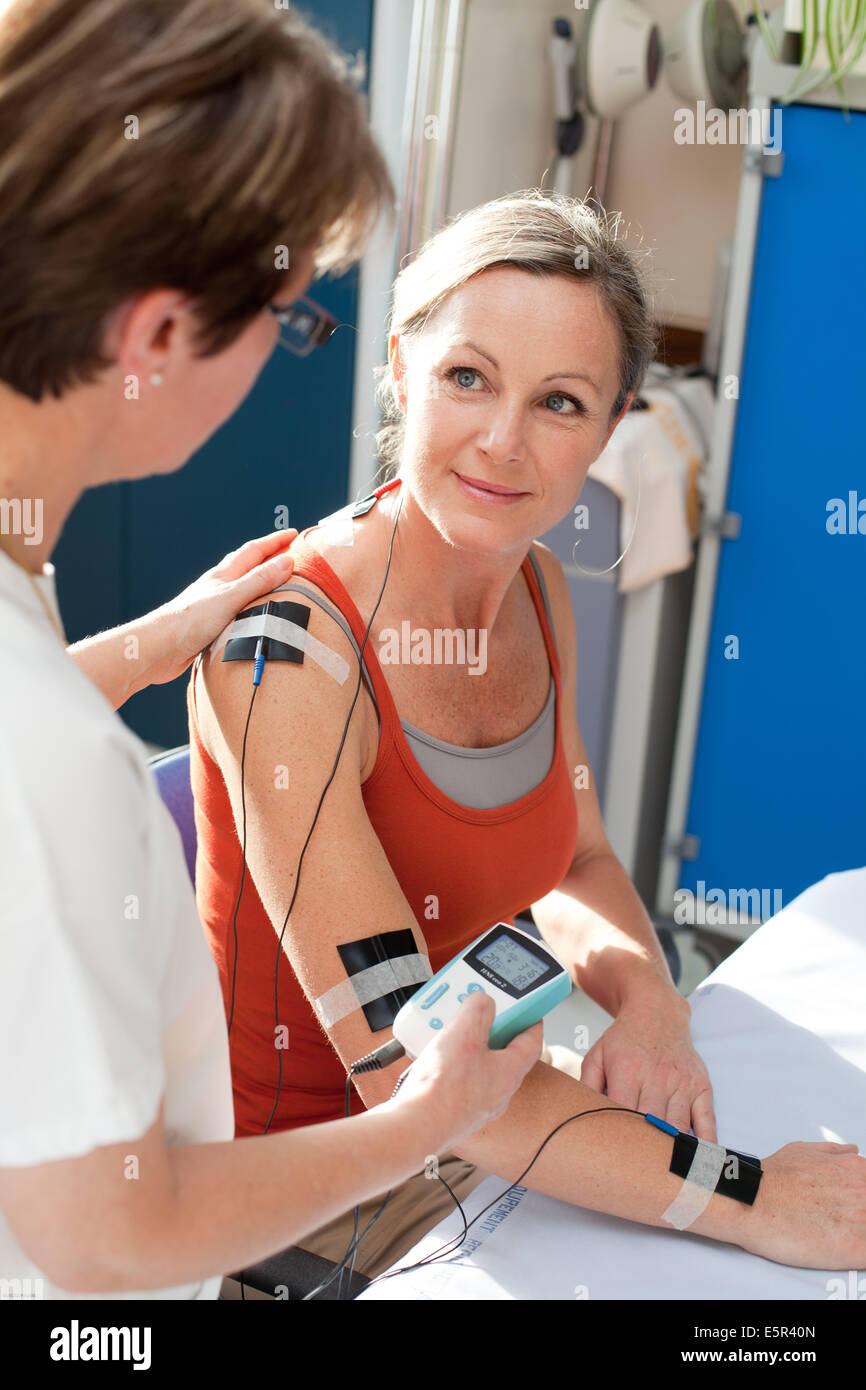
[689,1088,718,1144]
[228,549,296,603]
[443,990,495,1044]
[603,1066,640,1110]
[578,1049,605,1095]
[214,530,298,580]
[502,1020,544,1076]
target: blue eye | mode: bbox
[546,392,585,416]
[446,365,483,390]
[444,365,586,416]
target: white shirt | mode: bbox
[0,548,234,1299]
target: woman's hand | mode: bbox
[145,530,298,686]
[390,993,543,1154]
[737,1140,866,1269]
[67,530,298,709]
[580,990,718,1142]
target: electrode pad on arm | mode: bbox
[645,1114,763,1229]
[219,600,350,685]
[313,930,433,1031]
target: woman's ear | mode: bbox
[389,332,407,414]
[600,387,635,451]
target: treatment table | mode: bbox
[359,868,866,1300]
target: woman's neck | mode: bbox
[0,385,89,573]
[380,481,529,637]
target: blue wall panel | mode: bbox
[680,103,866,911]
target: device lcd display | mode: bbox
[475,935,549,991]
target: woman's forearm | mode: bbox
[533,851,681,1017]
[453,1060,748,1247]
[67,611,175,710]
[74,1096,440,1293]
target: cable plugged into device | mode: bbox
[350,1038,407,1074]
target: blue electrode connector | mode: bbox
[645,1113,679,1137]
[252,600,273,686]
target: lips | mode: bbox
[459,475,524,495]
[455,472,529,502]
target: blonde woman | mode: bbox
[0,0,541,1299]
[194,189,866,1281]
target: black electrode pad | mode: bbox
[670,1132,763,1205]
[222,600,311,665]
[351,492,379,518]
[336,929,428,1032]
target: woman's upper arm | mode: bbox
[196,585,429,1106]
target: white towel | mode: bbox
[586,378,712,593]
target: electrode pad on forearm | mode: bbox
[314,930,433,1031]
[221,600,350,685]
[645,1114,763,1229]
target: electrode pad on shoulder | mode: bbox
[220,600,350,685]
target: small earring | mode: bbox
[150,372,163,387]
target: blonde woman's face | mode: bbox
[392,265,630,557]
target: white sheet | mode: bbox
[359,867,866,1300]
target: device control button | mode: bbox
[428,1018,444,1030]
[420,983,450,1010]
[467,982,485,994]
[457,993,469,1003]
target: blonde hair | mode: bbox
[375,190,657,474]
[0,0,394,401]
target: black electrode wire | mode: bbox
[263,489,404,1137]
[337,1070,358,1301]
[366,1105,646,1288]
[227,682,259,1038]
[341,1061,412,1293]
[301,1065,400,1301]
[222,489,401,1301]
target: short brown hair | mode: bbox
[0,0,395,402]
[375,189,658,474]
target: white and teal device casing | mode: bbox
[392,922,572,1059]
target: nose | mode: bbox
[478,396,527,466]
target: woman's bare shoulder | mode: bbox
[194,563,372,769]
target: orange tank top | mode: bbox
[188,493,579,1136]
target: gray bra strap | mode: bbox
[274,580,380,726]
[525,548,556,640]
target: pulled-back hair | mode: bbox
[375,189,657,473]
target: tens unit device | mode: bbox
[392,922,573,1059]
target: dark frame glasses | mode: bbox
[266,295,338,357]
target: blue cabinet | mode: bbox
[679,102,866,909]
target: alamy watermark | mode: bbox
[674,882,783,925]
[674,102,782,151]
[0,497,43,546]
[378,622,488,676]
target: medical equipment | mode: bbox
[579,0,662,120]
[661,0,747,108]
[646,1114,763,1226]
[221,597,351,686]
[390,923,572,1060]
[314,930,433,1029]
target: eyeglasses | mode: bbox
[267,295,338,357]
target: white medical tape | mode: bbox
[317,506,355,546]
[212,613,350,686]
[661,1138,727,1230]
[314,953,432,1028]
